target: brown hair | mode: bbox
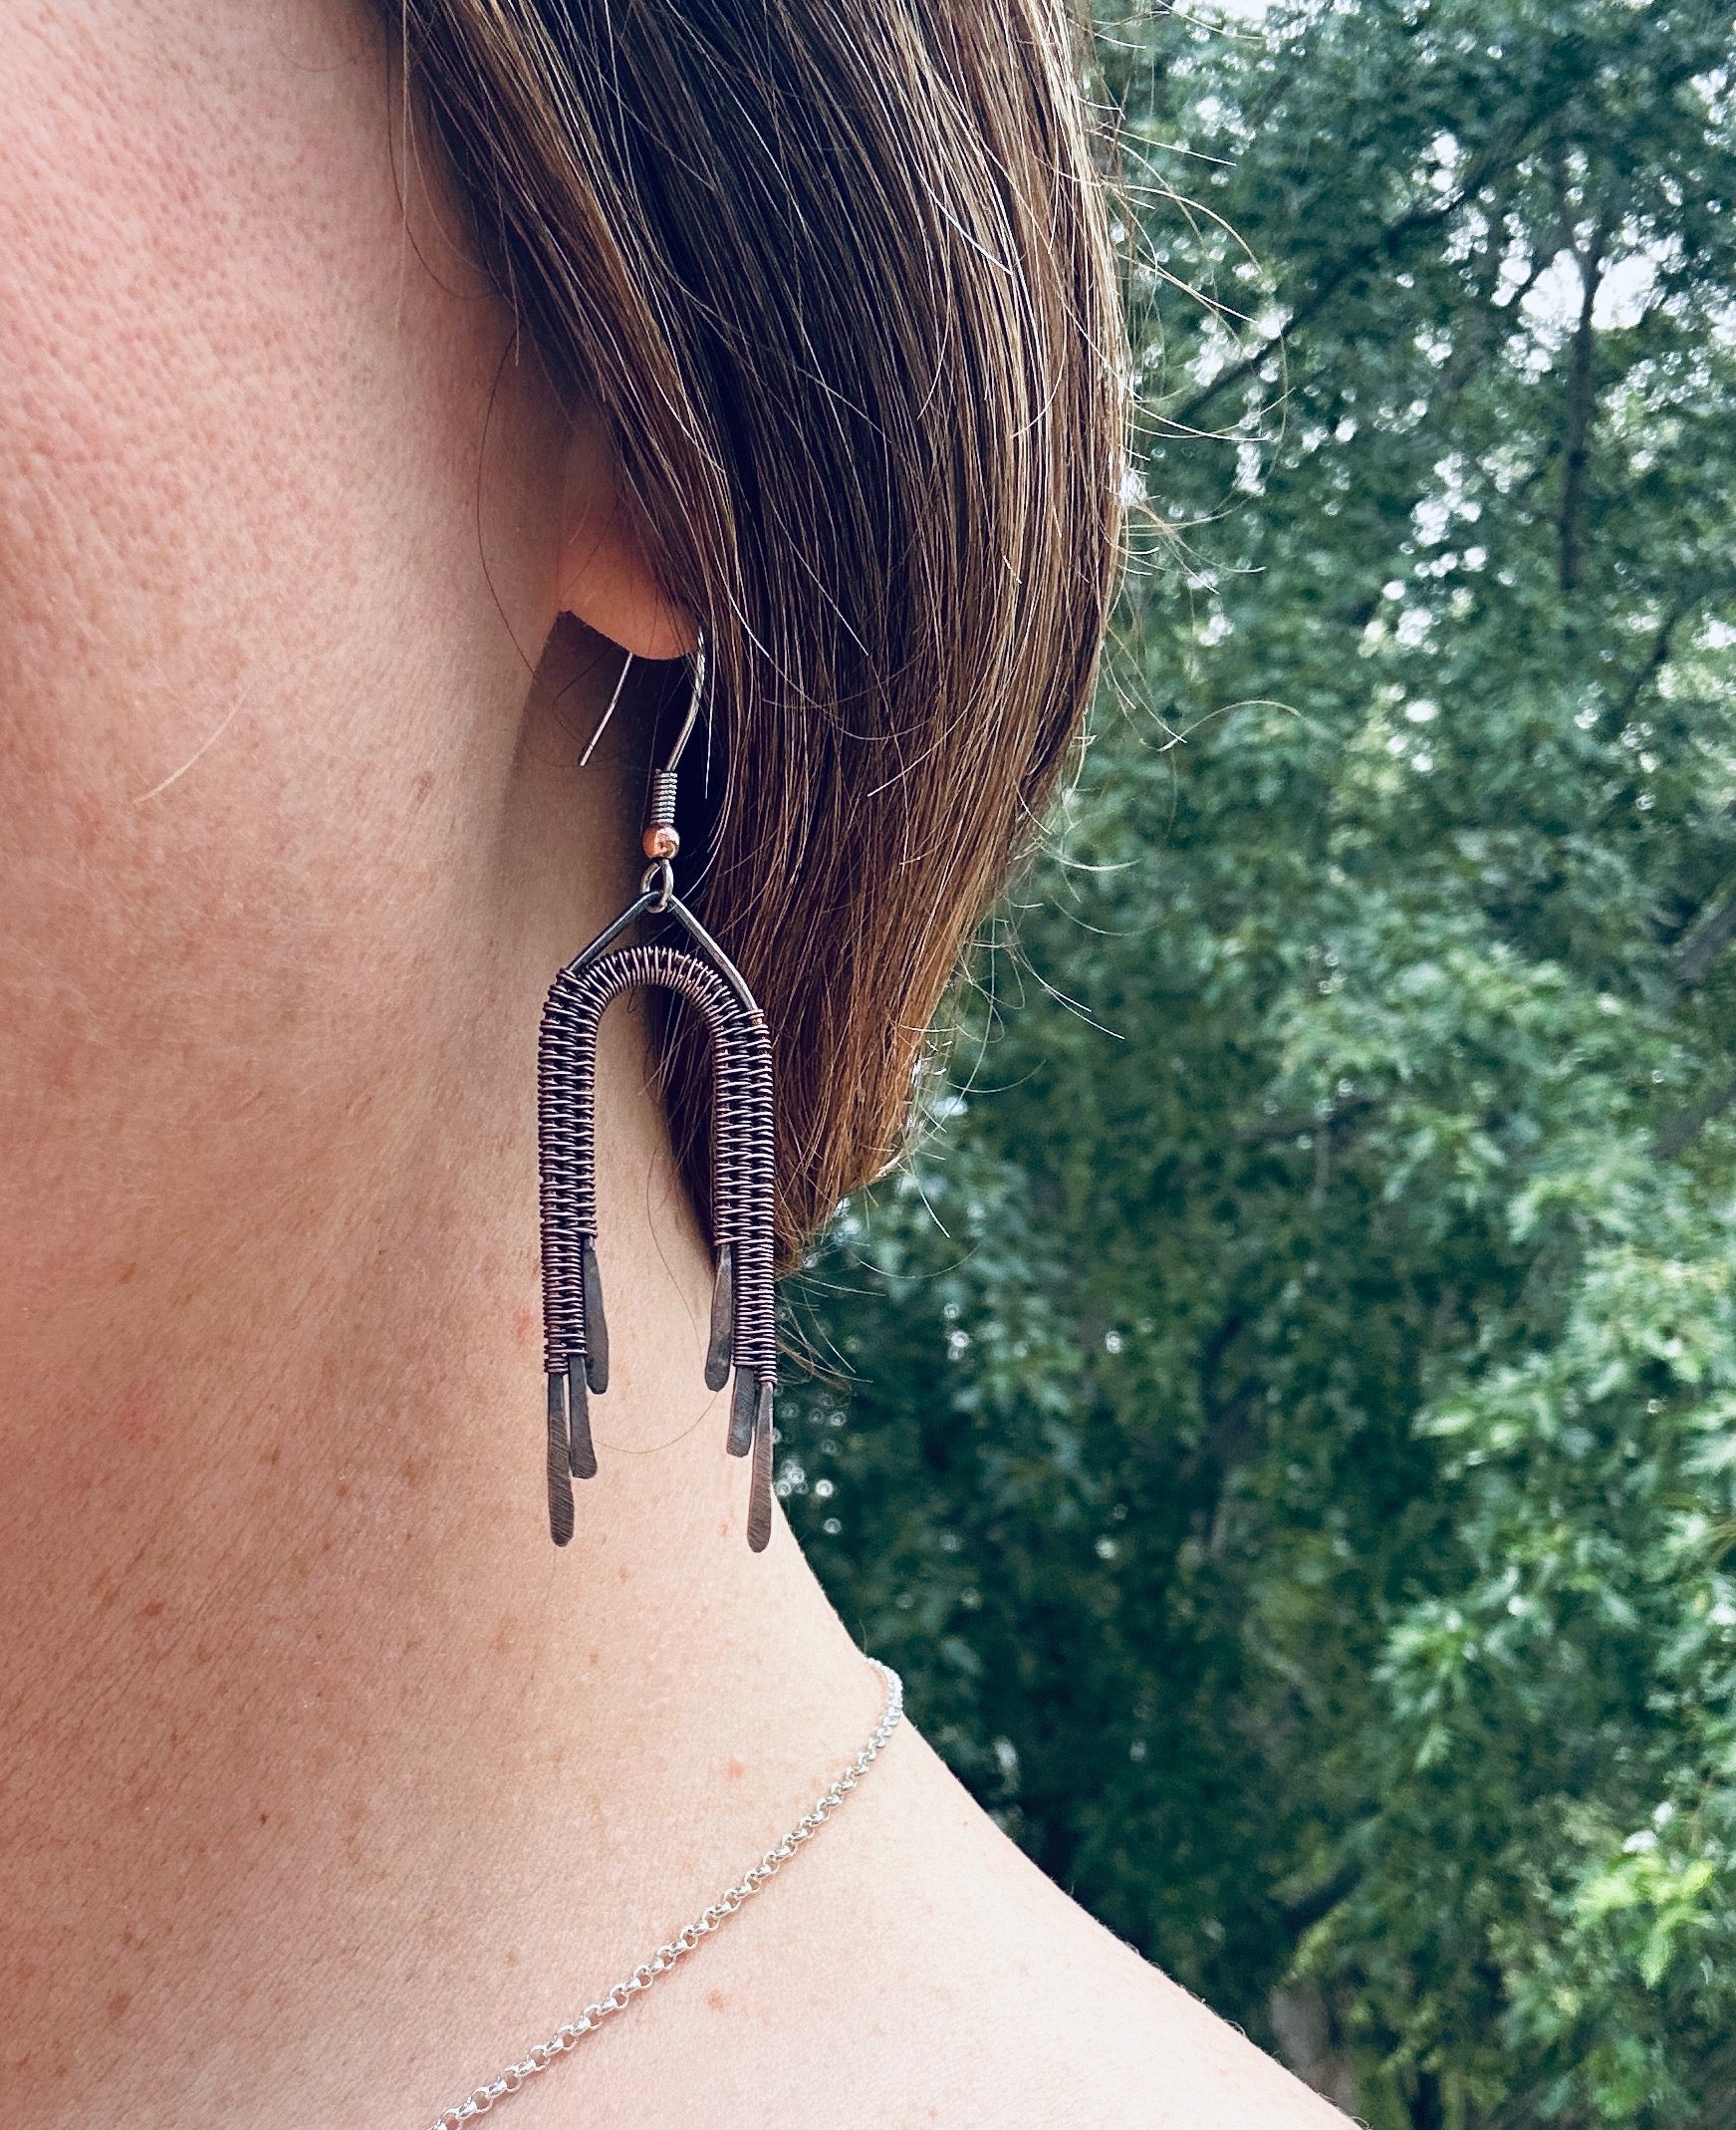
[389,0,1126,1264]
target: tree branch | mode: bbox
[1673,889,1736,992]
[1614,605,1685,725]
[1655,1071,1736,1160]
[1557,214,1614,595]
[1166,98,1569,435]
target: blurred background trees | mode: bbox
[782,2,1736,2122]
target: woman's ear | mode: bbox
[557,404,695,660]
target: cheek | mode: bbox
[0,5,409,732]
[0,3,559,1299]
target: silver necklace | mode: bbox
[424,1659,904,2129]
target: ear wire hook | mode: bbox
[638,630,708,903]
[578,647,635,769]
[656,627,707,784]
[577,630,707,777]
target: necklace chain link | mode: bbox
[423,1659,904,2129]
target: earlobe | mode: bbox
[556,407,695,660]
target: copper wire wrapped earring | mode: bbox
[536,634,778,1551]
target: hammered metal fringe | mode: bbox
[537,941,777,1548]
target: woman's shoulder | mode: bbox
[759,1722,1356,2129]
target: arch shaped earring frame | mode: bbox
[536,634,778,1551]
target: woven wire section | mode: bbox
[731,1009,777,1386]
[537,943,776,1389]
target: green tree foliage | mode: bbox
[784,2,1736,2121]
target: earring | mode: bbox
[537,633,779,1551]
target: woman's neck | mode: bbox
[0,647,881,2123]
